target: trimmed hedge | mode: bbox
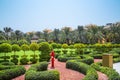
[0,65,26,80]
[25,62,60,80]
[20,57,29,65]
[91,62,120,80]
[66,60,98,80]
[11,58,18,65]
[58,55,81,62]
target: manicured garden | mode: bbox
[0,42,120,80]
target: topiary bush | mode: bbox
[11,58,18,65]
[39,42,51,61]
[30,58,38,64]
[20,57,29,65]
[25,62,59,80]
[0,43,12,61]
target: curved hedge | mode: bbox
[66,60,98,80]
[91,62,120,80]
[58,55,81,62]
[0,63,26,80]
[25,62,60,80]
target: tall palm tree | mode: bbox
[15,30,23,41]
[53,29,59,43]
[62,27,71,44]
[3,27,13,40]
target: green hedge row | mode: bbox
[0,65,26,80]
[58,55,81,62]
[25,62,60,80]
[91,63,120,80]
[66,60,98,80]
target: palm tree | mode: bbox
[62,27,71,44]
[15,30,23,41]
[53,29,59,43]
[3,27,13,40]
[77,26,84,43]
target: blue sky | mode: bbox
[0,0,120,32]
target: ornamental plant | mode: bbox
[21,44,29,55]
[30,43,39,58]
[0,43,12,61]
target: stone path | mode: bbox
[12,65,31,80]
[48,59,85,80]
[12,59,108,80]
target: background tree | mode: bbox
[3,27,13,40]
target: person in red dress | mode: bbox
[50,50,55,68]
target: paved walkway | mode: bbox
[48,59,85,80]
[12,65,31,80]
[12,59,108,80]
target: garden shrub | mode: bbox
[92,54,102,59]
[62,49,68,54]
[0,62,15,66]
[21,55,28,58]
[11,55,19,58]
[20,57,29,65]
[81,57,94,65]
[0,65,26,80]
[113,57,120,63]
[62,44,68,49]
[66,60,98,80]
[30,58,38,64]
[11,58,18,65]
[25,62,59,80]
[91,62,120,80]
[51,43,58,49]
[0,56,10,59]
[83,68,98,80]
[58,55,81,62]
[39,42,51,61]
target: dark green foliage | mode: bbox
[62,49,68,54]
[11,55,19,58]
[75,49,84,55]
[91,62,120,80]
[0,65,26,80]
[39,42,51,61]
[0,56,10,59]
[113,57,120,63]
[81,57,94,65]
[21,55,28,58]
[20,57,29,65]
[25,62,59,80]
[58,55,81,62]
[39,53,50,62]
[51,43,58,49]
[83,68,98,80]
[66,60,89,74]
[30,58,38,64]
[36,62,48,71]
[0,62,15,66]
[66,60,98,80]
[11,58,18,65]
[25,70,59,80]
[92,54,102,59]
